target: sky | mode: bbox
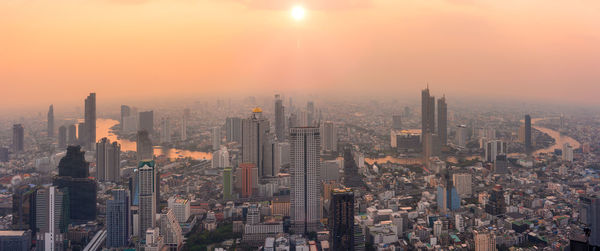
[1,0,600,112]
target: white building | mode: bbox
[159,208,183,250]
[212,146,230,169]
[167,196,190,223]
[563,143,574,162]
[453,173,473,197]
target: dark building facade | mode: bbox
[47,105,54,138]
[58,125,67,149]
[84,93,96,149]
[486,185,506,216]
[524,115,532,154]
[120,105,131,130]
[225,117,242,143]
[329,188,355,251]
[139,111,154,135]
[54,146,97,223]
[106,189,130,248]
[437,96,447,146]
[275,94,285,141]
[12,124,24,152]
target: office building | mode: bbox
[84,93,96,149]
[139,111,154,135]
[223,169,233,201]
[437,96,447,146]
[474,230,497,251]
[12,185,38,232]
[96,138,121,182]
[138,160,157,236]
[160,117,171,144]
[452,173,472,198]
[212,126,221,151]
[242,108,270,178]
[392,115,402,130]
[67,124,77,146]
[321,121,337,152]
[167,196,190,223]
[240,163,258,198]
[106,189,130,248]
[524,115,532,154]
[275,94,285,141]
[12,124,24,153]
[421,87,436,135]
[54,146,97,222]
[159,208,183,251]
[121,105,131,130]
[35,186,68,251]
[290,127,321,234]
[47,105,54,138]
[329,188,355,251]
[58,126,67,149]
[485,185,506,216]
[225,117,242,143]
[137,130,153,162]
[485,140,506,163]
[437,168,460,212]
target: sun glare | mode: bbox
[291,5,305,21]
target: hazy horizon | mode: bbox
[2,0,600,111]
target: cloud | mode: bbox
[229,0,372,10]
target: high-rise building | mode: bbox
[240,163,258,198]
[437,96,447,146]
[58,126,67,149]
[67,124,77,145]
[589,197,600,246]
[392,115,402,130]
[54,146,97,222]
[275,94,286,141]
[96,138,121,182]
[225,117,242,143]
[35,186,68,251]
[437,168,460,212]
[138,160,157,236]
[485,185,506,216]
[524,115,532,154]
[0,230,31,251]
[12,124,24,153]
[421,87,435,134]
[485,140,507,163]
[563,143,574,162]
[212,126,221,151]
[242,108,270,178]
[181,109,189,141]
[262,133,278,177]
[159,208,183,251]
[223,168,233,201]
[0,148,8,162]
[137,130,153,162]
[84,93,96,149]
[167,196,190,223]
[139,111,154,135]
[452,173,472,198]
[12,185,38,232]
[494,154,509,174]
[212,146,230,169]
[329,188,355,251]
[160,117,171,144]
[321,121,338,152]
[106,189,130,248]
[120,105,131,130]
[474,230,497,251]
[290,127,321,234]
[307,101,315,126]
[456,125,468,148]
[47,105,54,138]
[78,122,86,146]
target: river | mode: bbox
[96,118,212,160]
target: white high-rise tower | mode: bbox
[290,127,321,234]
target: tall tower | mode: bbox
[84,93,96,149]
[290,127,321,234]
[139,111,154,135]
[54,146,97,222]
[136,130,153,162]
[242,108,270,178]
[275,94,286,141]
[437,96,447,146]
[421,88,435,168]
[47,105,54,138]
[67,124,77,145]
[524,115,532,154]
[96,138,121,182]
[223,169,233,200]
[392,115,402,130]
[120,105,131,131]
[12,124,24,152]
[160,117,171,144]
[240,163,257,198]
[212,126,221,151]
[321,121,338,152]
[106,189,130,248]
[58,126,67,149]
[181,108,189,141]
[138,160,157,236]
[36,186,68,251]
[330,188,355,251]
[307,101,315,126]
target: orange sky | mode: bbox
[1,0,600,111]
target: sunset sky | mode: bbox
[1,0,600,111]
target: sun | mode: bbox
[291,5,305,21]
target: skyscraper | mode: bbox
[421,87,435,134]
[240,163,258,198]
[138,160,157,236]
[96,138,121,182]
[47,105,54,138]
[181,109,189,141]
[437,168,460,212]
[77,122,86,145]
[242,108,270,178]
[262,133,278,177]
[437,96,447,146]
[223,168,233,200]
[159,208,183,250]
[139,111,154,135]
[12,185,38,232]
[330,188,355,251]
[58,126,67,149]
[485,140,507,163]
[589,197,600,246]
[275,94,285,141]
[84,93,96,149]
[225,117,242,143]
[136,130,153,162]
[485,185,506,216]
[106,189,130,248]
[12,124,24,152]
[290,127,321,234]
[456,125,468,148]
[67,124,77,145]
[54,146,97,222]
[212,126,221,151]
[392,115,402,130]
[36,186,69,251]
[160,117,171,144]
[306,101,315,126]
[320,121,338,152]
[120,105,131,131]
[524,115,532,154]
